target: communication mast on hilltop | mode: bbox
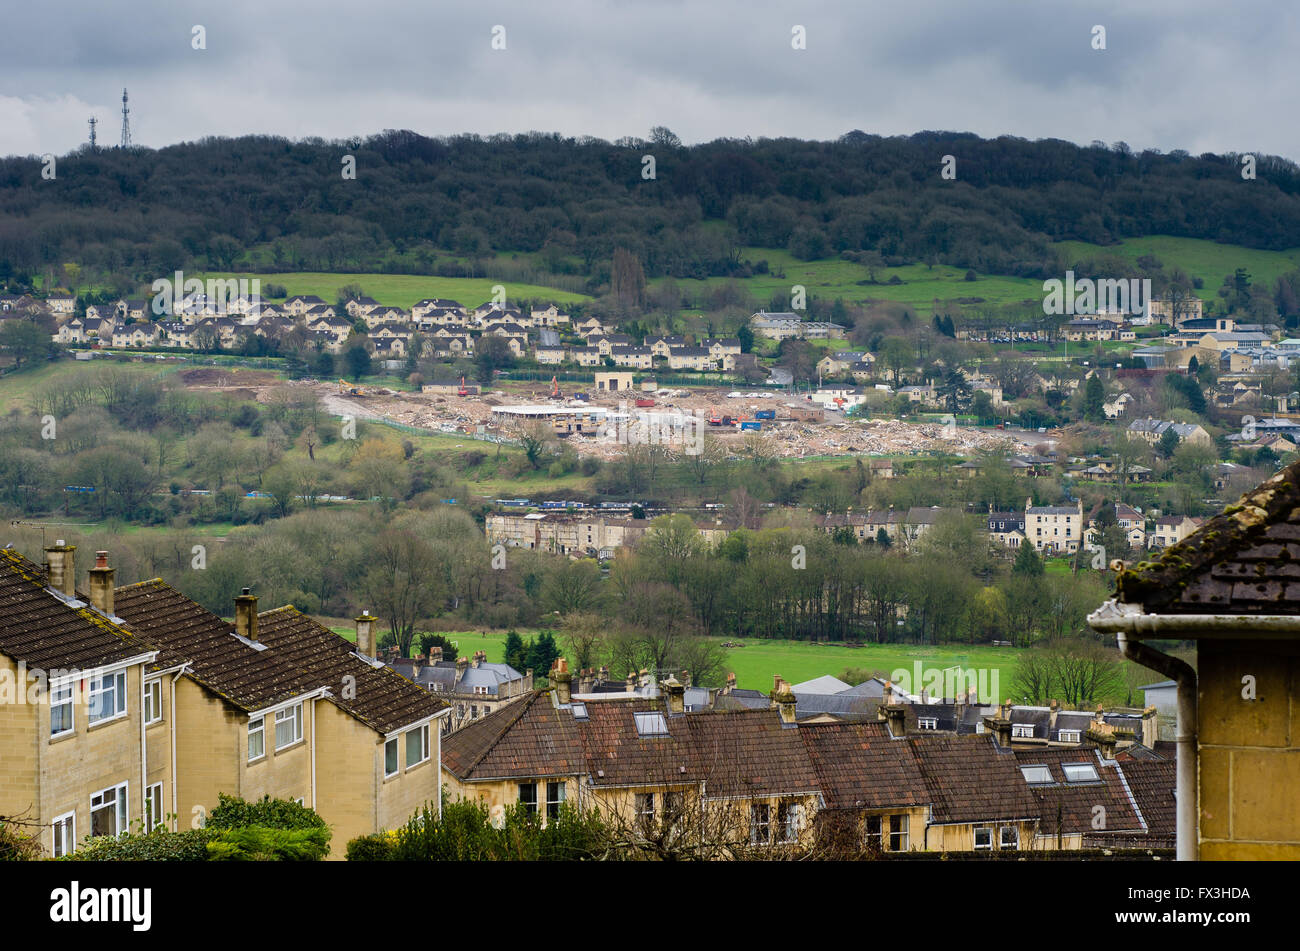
[120,88,131,148]
[87,116,98,150]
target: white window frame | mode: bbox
[145,782,164,830]
[52,811,76,858]
[1000,825,1020,850]
[889,813,909,852]
[750,802,772,846]
[384,737,400,778]
[918,717,938,731]
[405,724,429,768]
[1011,723,1034,738]
[248,717,265,761]
[635,792,656,833]
[518,782,538,814]
[50,681,74,738]
[143,679,163,726]
[777,801,801,843]
[973,826,993,850]
[89,782,128,839]
[1058,729,1081,743]
[87,669,128,725]
[274,703,303,750]
[546,781,566,821]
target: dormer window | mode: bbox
[918,717,938,730]
[1058,729,1081,743]
[1012,723,1034,738]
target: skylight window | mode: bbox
[571,703,588,720]
[1062,762,1100,784]
[634,711,668,737]
[1020,765,1053,785]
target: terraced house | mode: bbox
[441,665,1174,854]
[0,543,448,859]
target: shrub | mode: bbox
[205,794,329,832]
[351,800,613,861]
[60,829,214,861]
[206,826,331,861]
[0,822,43,861]
[345,832,396,861]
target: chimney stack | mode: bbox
[883,703,906,737]
[664,676,685,715]
[1048,698,1059,731]
[680,670,691,689]
[551,657,572,704]
[578,667,594,694]
[430,646,443,663]
[456,655,469,680]
[473,650,485,669]
[87,550,115,616]
[626,672,636,693]
[771,680,797,726]
[724,672,736,695]
[235,588,258,642]
[44,540,76,597]
[354,610,377,657]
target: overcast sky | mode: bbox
[1,0,1297,161]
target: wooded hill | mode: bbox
[3,129,1299,292]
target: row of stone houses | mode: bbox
[0,543,448,859]
[439,663,1174,853]
[485,511,729,558]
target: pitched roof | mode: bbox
[113,579,318,710]
[1115,457,1300,613]
[113,580,446,731]
[799,721,929,810]
[0,549,156,671]
[255,607,444,733]
[913,734,1040,823]
[790,674,851,695]
[1013,748,1148,836]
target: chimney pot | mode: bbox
[87,550,115,617]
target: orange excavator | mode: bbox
[550,376,561,399]
[457,375,469,397]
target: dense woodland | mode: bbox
[4,129,1300,294]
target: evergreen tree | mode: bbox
[1083,374,1106,421]
[504,630,525,671]
[1012,541,1045,576]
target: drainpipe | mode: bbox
[140,666,147,829]
[1115,631,1197,862]
[1089,601,1218,861]
[170,665,189,831]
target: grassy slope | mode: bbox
[1054,236,1300,295]
[197,272,591,309]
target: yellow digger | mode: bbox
[338,379,366,396]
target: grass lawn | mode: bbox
[198,271,591,310]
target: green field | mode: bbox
[656,237,1300,317]
[1054,236,1300,295]
[198,272,592,310]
